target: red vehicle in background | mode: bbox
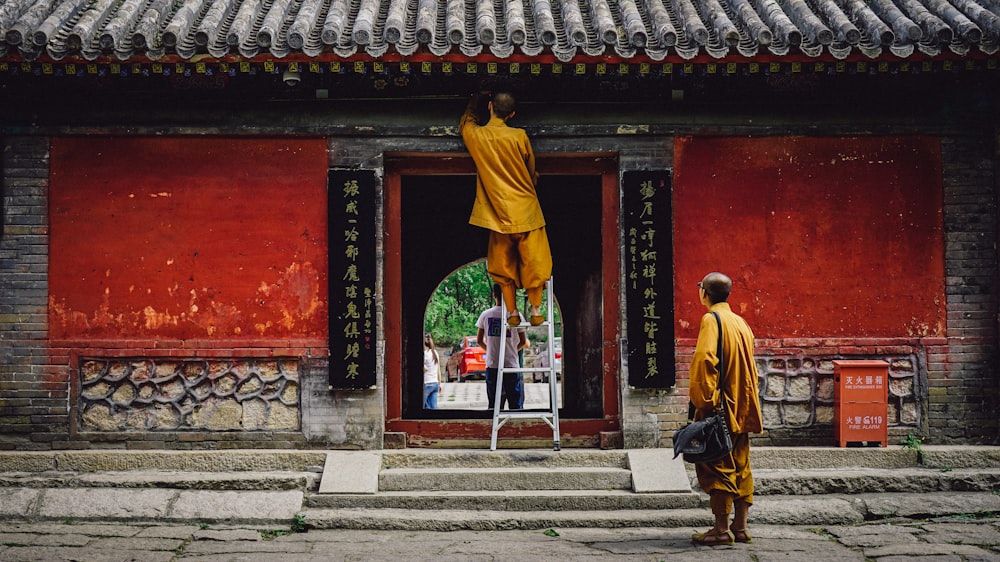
[444,336,487,382]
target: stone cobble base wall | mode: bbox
[78,357,301,432]
[656,340,928,448]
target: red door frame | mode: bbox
[383,153,621,444]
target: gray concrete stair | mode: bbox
[304,489,703,511]
[299,506,712,531]
[0,446,997,529]
[0,470,318,491]
[755,466,1000,495]
[378,466,634,491]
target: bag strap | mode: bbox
[711,311,726,412]
[686,311,728,421]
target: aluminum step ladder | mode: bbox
[490,277,561,451]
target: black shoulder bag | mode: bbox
[672,311,734,463]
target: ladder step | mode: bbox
[510,367,557,374]
[496,412,555,419]
[509,320,551,327]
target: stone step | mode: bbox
[380,449,628,469]
[298,491,1000,530]
[0,450,327,473]
[304,489,703,511]
[753,466,1000,495]
[0,470,320,491]
[301,492,1000,531]
[299,506,711,531]
[0,446,994,473]
[378,466,633,492]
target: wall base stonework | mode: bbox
[78,358,301,432]
[652,340,932,448]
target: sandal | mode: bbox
[529,306,544,326]
[507,312,521,327]
[691,529,735,546]
[732,529,752,543]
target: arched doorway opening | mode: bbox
[423,259,565,410]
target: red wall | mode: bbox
[49,137,329,340]
[673,136,944,339]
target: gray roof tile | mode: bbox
[0,0,997,62]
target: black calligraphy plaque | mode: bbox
[623,171,675,388]
[329,169,377,389]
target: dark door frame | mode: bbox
[383,153,621,446]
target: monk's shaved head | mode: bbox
[700,272,732,304]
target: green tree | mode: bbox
[424,260,562,349]
[424,261,493,348]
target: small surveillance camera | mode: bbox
[282,70,300,86]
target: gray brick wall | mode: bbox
[936,135,999,443]
[0,137,54,450]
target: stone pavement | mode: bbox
[1,516,1000,561]
[438,381,561,410]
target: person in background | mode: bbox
[422,333,442,409]
[461,90,552,329]
[477,283,527,410]
[688,272,763,546]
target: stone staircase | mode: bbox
[302,449,700,530]
[0,447,998,529]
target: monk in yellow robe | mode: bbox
[688,271,763,546]
[461,91,551,327]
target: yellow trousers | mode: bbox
[487,227,552,311]
[695,432,754,515]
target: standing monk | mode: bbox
[461,91,552,327]
[688,272,763,546]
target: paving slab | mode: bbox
[754,550,865,562]
[37,488,175,519]
[319,451,381,494]
[3,523,142,537]
[878,554,971,562]
[192,529,261,542]
[175,552,336,562]
[0,532,93,547]
[920,522,1000,545]
[822,522,922,538]
[866,542,997,558]
[86,536,187,551]
[182,540,312,554]
[0,489,39,518]
[835,531,922,548]
[134,525,200,539]
[627,449,691,493]
[169,490,303,521]
[0,546,176,562]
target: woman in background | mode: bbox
[423,334,442,409]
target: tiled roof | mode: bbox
[0,0,997,64]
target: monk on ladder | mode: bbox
[460,90,552,327]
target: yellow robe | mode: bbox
[460,109,544,233]
[688,302,763,508]
[461,105,551,298]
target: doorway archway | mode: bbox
[384,154,620,447]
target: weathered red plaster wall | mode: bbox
[673,136,944,340]
[49,137,328,340]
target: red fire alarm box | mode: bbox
[833,360,889,447]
